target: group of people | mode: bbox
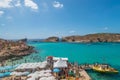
[53,63,82,80]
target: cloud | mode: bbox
[0,0,13,8]
[0,11,4,16]
[0,0,38,13]
[15,0,21,7]
[53,1,63,8]
[104,27,108,30]
[69,30,76,33]
[24,0,38,10]
[0,0,21,9]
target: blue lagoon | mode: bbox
[27,42,120,80]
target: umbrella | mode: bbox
[53,68,60,73]
[48,76,56,80]
[45,70,51,73]
[43,73,52,77]
[0,67,5,71]
[39,77,48,80]
[4,72,11,76]
[0,73,4,78]
[0,72,11,78]
[10,71,29,76]
[13,64,20,68]
[4,66,13,70]
[23,72,30,75]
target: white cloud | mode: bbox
[24,0,38,10]
[104,27,108,30]
[0,0,21,8]
[53,1,63,8]
[15,0,21,7]
[69,30,76,33]
[0,0,13,8]
[0,11,4,16]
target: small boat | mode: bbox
[92,64,119,73]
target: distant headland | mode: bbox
[44,33,120,42]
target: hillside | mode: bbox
[43,33,120,42]
[62,33,120,42]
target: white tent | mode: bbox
[10,71,29,76]
[27,70,55,80]
[15,61,47,70]
[39,76,56,80]
[53,57,68,61]
[53,59,67,68]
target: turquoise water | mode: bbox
[27,42,120,80]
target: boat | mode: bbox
[92,64,119,73]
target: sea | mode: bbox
[15,42,120,80]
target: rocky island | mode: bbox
[44,33,120,42]
[0,38,35,62]
[44,36,59,42]
[62,33,120,42]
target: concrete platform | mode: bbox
[79,70,91,80]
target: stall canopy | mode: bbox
[53,57,68,61]
[53,59,67,68]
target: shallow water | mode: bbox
[16,42,120,80]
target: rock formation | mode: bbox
[0,39,35,61]
[44,37,59,42]
[62,33,120,42]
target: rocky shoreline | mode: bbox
[0,39,35,62]
[44,33,120,43]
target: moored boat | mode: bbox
[92,64,119,73]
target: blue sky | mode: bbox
[0,0,120,39]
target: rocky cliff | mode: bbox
[62,33,120,42]
[0,39,35,61]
